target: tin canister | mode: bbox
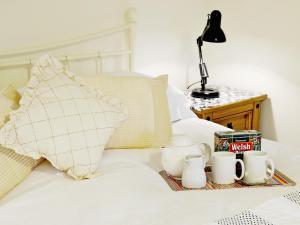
[214,130,261,153]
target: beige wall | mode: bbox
[1,0,299,147]
[202,1,300,148]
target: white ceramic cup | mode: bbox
[212,152,245,184]
[243,151,275,185]
[182,154,207,189]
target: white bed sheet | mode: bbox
[0,118,299,225]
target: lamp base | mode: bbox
[191,88,219,99]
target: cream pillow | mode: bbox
[0,85,21,126]
[149,75,172,147]
[0,55,127,179]
[0,146,42,199]
[1,85,21,104]
[0,94,14,127]
[0,86,42,199]
[83,75,172,149]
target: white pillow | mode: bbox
[0,55,127,179]
[167,83,196,122]
[99,71,196,122]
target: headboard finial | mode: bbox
[125,7,137,23]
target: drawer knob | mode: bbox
[227,122,233,129]
[206,116,211,121]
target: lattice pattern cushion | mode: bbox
[0,55,127,179]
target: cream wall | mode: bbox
[1,0,299,148]
[202,1,300,149]
[130,0,300,148]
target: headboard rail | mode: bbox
[0,50,132,69]
[0,7,137,75]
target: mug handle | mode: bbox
[265,159,275,180]
[234,159,245,180]
[201,143,211,165]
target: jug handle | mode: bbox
[201,143,211,165]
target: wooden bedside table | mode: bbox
[187,87,267,130]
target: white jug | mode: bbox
[182,155,207,189]
[161,134,211,178]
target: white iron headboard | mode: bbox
[0,8,136,88]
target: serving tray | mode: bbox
[159,167,296,191]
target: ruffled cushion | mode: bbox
[0,55,127,179]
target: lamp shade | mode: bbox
[202,10,226,43]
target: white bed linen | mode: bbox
[0,118,299,225]
[209,193,300,225]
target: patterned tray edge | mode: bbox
[159,169,296,191]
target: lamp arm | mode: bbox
[197,36,204,62]
[197,36,209,91]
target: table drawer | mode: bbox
[213,111,253,130]
[212,103,253,119]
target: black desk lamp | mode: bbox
[190,10,226,99]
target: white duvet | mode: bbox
[0,118,299,225]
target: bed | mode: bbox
[0,118,299,225]
[0,8,299,225]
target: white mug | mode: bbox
[212,152,245,185]
[161,134,211,178]
[243,151,275,185]
[182,155,207,189]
